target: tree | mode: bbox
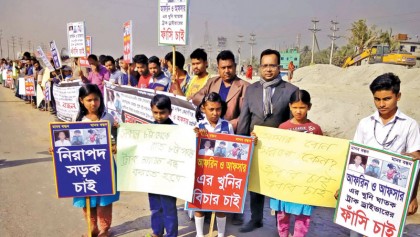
[349,19,377,54]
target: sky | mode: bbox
[1,0,419,62]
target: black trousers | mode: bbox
[249,191,265,223]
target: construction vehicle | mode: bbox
[342,44,416,68]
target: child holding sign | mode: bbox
[265,89,323,237]
[194,92,234,237]
[147,94,178,237]
[73,84,120,237]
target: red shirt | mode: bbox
[137,73,152,88]
[279,119,323,135]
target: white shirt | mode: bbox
[196,117,234,134]
[198,149,214,156]
[353,110,420,154]
[55,140,72,147]
[348,164,365,173]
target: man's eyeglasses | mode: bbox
[260,64,279,69]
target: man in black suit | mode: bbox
[237,49,299,233]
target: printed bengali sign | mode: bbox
[36,46,55,71]
[123,21,133,63]
[117,124,196,201]
[5,71,13,88]
[67,21,86,58]
[249,126,350,208]
[186,133,254,213]
[50,122,115,198]
[53,82,81,122]
[158,0,189,45]
[49,40,62,69]
[25,77,35,96]
[79,36,92,67]
[104,83,196,126]
[334,143,419,237]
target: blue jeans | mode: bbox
[148,193,178,237]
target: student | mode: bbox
[343,73,420,237]
[214,141,227,157]
[148,56,171,92]
[348,155,365,173]
[198,140,214,156]
[147,94,178,237]
[73,84,120,237]
[262,89,322,237]
[55,131,72,147]
[193,92,233,237]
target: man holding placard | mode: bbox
[237,49,298,233]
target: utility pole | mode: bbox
[236,34,244,74]
[308,19,321,65]
[296,34,301,51]
[0,29,3,58]
[328,20,341,65]
[11,36,16,60]
[249,33,256,65]
[19,37,23,53]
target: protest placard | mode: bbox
[334,142,419,237]
[25,77,35,96]
[104,83,196,126]
[5,71,13,88]
[158,0,189,45]
[123,21,133,63]
[50,121,115,198]
[36,46,55,71]
[52,82,81,122]
[186,133,254,213]
[117,123,196,201]
[18,78,26,95]
[248,125,349,207]
[67,21,86,58]
[49,40,62,69]
[79,36,91,67]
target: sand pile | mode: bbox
[291,64,420,139]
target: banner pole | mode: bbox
[208,211,216,237]
[86,196,92,237]
[172,45,176,76]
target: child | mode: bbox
[348,155,365,173]
[147,94,178,237]
[194,92,234,237]
[214,141,227,157]
[55,131,72,147]
[230,143,242,159]
[71,130,84,145]
[268,89,323,237]
[344,73,420,237]
[198,140,214,156]
[73,84,120,237]
[364,159,380,178]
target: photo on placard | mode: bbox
[54,130,72,147]
[347,152,367,174]
[106,89,116,111]
[69,129,85,146]
[226,142,250,160]
[198,139,216,156]
[84,128,107,145]
[213,140,228,157]
[364,157,382,178]
[380,161,410,188]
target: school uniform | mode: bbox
[148,118,178,237]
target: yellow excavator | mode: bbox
[342,44,416,68]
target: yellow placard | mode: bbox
[249,125,350,207]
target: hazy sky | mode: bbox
[1,0,419,61]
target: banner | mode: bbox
[334,143,419,237]
[36,47,55,71]
[117,123,196,201]
[123,21,133,63]
[186,133,254,213]
[104,83,196,126]
[248,126,349,207]
[79,36,91,67]
[52,82,81,121]
[67,21,86,58]
[5,71,13,88]
[18,78,26,95]
[25,77,35,96]
[50,122,115,198]
[50,40,62,69]
[158,0,189,45]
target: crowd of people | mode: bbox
[1,48,419,237]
